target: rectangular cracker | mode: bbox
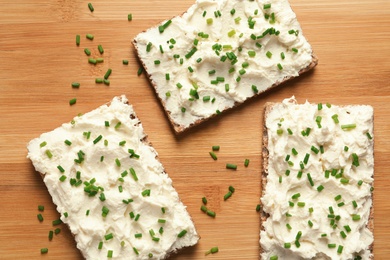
[133,0,318,134]
[27,95,199,259]
[261,98,374,260]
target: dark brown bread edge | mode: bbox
[35,96,200,259]
[133,37,318,135]
[260,102,374,260]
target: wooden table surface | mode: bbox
[0,0,389,259]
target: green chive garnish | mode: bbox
[93,135,102,144]
[88,3,94,12]
[270,256,278,260]
[341,124,357,130]
[202,197,207,205]
[115,158,121,167]
[226,163,237,170]
[291,193,301,200]
[303,153,310,164]
[52,219,62,226]
[352,214,361,221]
[317,185,324,192]
[244,159,250,167]
[133,247,139,255]
[212,146,220,151]
[297,202,305,207]
[41,248,48,254]
[224,191,233,200]
[59,175,67,182]
[308,220,313,227]
[37,213,44,222]
[209,151,218,160]
[256,204,261,212]
[86,34,94,40]
[352,153,360,167]
[123,59,129,65]
[344,225,351,232]
[358,180,363,186]
[352,200,358,208]
[328,244,336,248]
[206,210,216,217]
[107,250,113,258]
[69,98,77,106]
[292,48,298,53]
[264,3,271,9]
[128,14,132,21]
[286,223,292,230]
[205,246,219,255]
[178,230,187,238]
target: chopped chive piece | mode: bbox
[203,96,210,102]
[87,2,94,12]
[287,128,293,135]
[206,210,216,217]
[277,129,283,135]
[297,202,305,207]
[289,201,294,207]
[76,34,80,46]
[122,59,129,65]
[303,153,310,164]
[340,231,347,238]
[212,146,220,151]
[344,225,351,233]
[40,141,47,148]
[209,151,218,160]
[352,200,358,208]
[321,233,327,237]
[200,205,207,213]
[181,107,186,113]
[165,73,170,80]
[366,132,373,139]
[52,219,62,226]
[256,204,261,212]
[358,180,363,186]
[340,178,349,184]
[135,233,142,238]
[185,47,197,59]
[115,158,121,167]
[224,191,233,200]
[291,193,301,200]
[270,256,278,260]
[98,44,104,54]
[266,51,272,58]
[308,220,313,227]
[285,169,290,176]
[341,124,357,130]
[130,168,138,181]
[37,213,44,222]
[277,63,283,70]
[344,146,349,152]
[118,185,123,193]
[95,78,103,83]
[252,85,259,93]
[317,103,323,110]
[104,233,113,241]
[64,139,72,146]
[135,214,140,221]
[228,29,236,37]
[292,48,298,53]
[352,153,360,167]
[69,98,77,105]
[248,50,256,57]
[226,163,237,170]
[317,185,324,192]
[244,159,250,167]
[338,202,345,207]
[202,197,207,205]
[41,248,48,254]
[38,205,44,212]
[133,247,139,255]
[206,18,213,25]
[286,223,292,230]
[264,3,271,9]
[352,214,361,221]
[320,146,324,154]
[86,34,94,40]
[93,135,102,144]
[178,230,187,238]
[137,67,144,76]
[296,231,302,240]
[205,246,219,255]
[295,240,301,248]
[332,114,339,124]
[328,244,336,248]
[107,250,113,258]
[334,194,342,201]
[59,175,67,182]
[311,146,319,154]
[284,242,291,249]
[337,245,344,254]
[229,186,235,193]
[142,189,151,197]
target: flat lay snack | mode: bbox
[261,97,374,259]
[27,96,199,259]
[133,0,318,134]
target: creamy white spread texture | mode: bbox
[261,97,374,260]
[27,96,199,259]
[134,0,315,130]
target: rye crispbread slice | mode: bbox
[27,95,199,259]
[261,99,374,260]
[133,0,318,134]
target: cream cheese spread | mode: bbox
[134,0,315,131]
[261,97,374,260]
[27,96,199,259]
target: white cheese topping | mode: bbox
[27,96,199,259]
[261,97,374,260]
[134,0,315,130]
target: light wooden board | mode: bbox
[0,0,389,259]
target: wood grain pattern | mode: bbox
[0,0,389,259]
